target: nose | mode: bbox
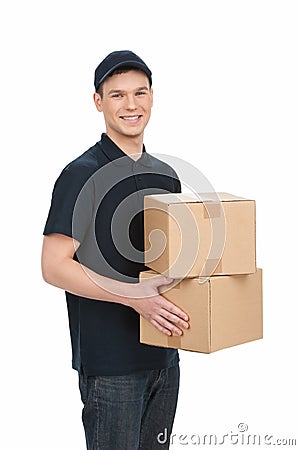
[125,94,138,110]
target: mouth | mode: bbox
[120,115,143,123]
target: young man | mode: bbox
[42,50,189,450]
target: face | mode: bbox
[93,70,153,142]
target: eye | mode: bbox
[111,93,123,98]
[136,91,147,96]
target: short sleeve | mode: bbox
[174,174,181,194]
[170,168,182,194]
[43,164,94,243]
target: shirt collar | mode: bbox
[98,133,153,167]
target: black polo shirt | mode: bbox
[44,133,181,376]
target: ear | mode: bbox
[93,92,103,112]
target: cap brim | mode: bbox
[96,60,152,89]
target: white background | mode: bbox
[1,1,299,448]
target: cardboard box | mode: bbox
[139,269,263,353]
[144,192,256,278]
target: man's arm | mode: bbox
[41,233,189,336]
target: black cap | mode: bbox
[94,50,152,91]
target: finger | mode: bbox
[160,297,189,322]
[161,309,189,329]
[152,275,174,288]
[153,315,184,336]
[160,276,174,285]
[150,318,172,336]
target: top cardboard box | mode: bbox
[144,192,256,278]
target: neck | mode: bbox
[106,131,144,159]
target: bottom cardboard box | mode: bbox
[139,269,263,353]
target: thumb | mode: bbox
[156,275,174,286]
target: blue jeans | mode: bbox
[78,364,180,449]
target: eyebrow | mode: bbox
[107,86,150,95]
[135,86,149,91]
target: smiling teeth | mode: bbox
[122,116,139,120]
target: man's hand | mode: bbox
[128,276,189,337]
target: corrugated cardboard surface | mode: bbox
[144,192,256,278]
[139,269,263,353]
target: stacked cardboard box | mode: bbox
[139,192,263,353]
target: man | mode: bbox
[42,50,189,450]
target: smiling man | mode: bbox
[42,50,189,450]
[94,69,153,146]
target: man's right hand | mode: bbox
[128,276,189,337]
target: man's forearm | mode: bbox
[42,257,137,306]
[41,234,189,336]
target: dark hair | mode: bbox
[96,66,151,98]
